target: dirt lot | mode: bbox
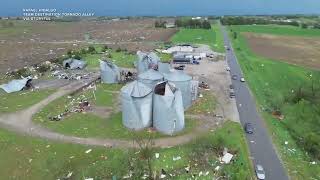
[184,45,239,123]
[244,32,320,70]
[0,19,177,73]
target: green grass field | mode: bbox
[230,25,320,37]
[0,89,55,113]
[33,83,197,139]
[0,120,252,179]
[171,23,225,53]
[83,50,136,69]
[229,25,320,179]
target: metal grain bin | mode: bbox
[164,70,192,109]
[100,60,120,84]
[121,81,153,130]
[153,81,185,135]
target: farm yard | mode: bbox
[0,18,256,179]
[229,24,320,179]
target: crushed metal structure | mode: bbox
[100,60,120,84]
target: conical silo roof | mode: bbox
[138,69,163,81]
[164,70,192,82]
[121,80,152,98]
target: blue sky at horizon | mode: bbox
[1,0,320,16]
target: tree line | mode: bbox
[174,19,211,29]
[221,16,300,26]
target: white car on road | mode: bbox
[240,77,245,82]
[255,164,266,180]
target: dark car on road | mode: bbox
[244,123,254,134]
[232,75,238,80]
[229,84,234,89]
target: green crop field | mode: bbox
[229,25,320,179]
[83,50,136,69]
[171,23,225,53]
[230,25,320,37]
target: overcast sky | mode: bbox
[1,0,320,16]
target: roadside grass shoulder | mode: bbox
[0,89,55,113]
[229,26,320,179]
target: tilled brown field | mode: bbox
[0,19,177,73]
[244,32,320,70]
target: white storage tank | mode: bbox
[137,69,164,89]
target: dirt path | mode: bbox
[0,75,220,148]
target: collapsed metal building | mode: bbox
[153,81,185,135]
[121,81,153,130]
[136,51,160,74]
[100,60,120,84]
[63,58,87,70]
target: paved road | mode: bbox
[220,24,289,180]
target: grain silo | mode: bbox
[100,60,120,84]
[158,62,171,75]
[121,81,153,130]
[164,70,192,109]
[137,69,164,89]
[136,51,160,74]
[153,81,185,135]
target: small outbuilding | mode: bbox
[100,60,120,84]
[153,81,185,135]
[63,58,87,70]
[121,81,153,130]
[164,70,192,109]
[137,69,164,89]
[136,51,160,74]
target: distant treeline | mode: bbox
[175,19,211,29]
[221,16,300,26]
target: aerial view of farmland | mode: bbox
[0,1,320,180]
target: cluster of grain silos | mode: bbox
[119,51,197,135]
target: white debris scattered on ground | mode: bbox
[215,166,220,171]
[155,153,160,159]
[66,171,73,178]
[285,141,288,145]
[84,178,93,180]
[173,156,181,161]
[85,149,92,154]
[311,161,316,165]
[160,174,166,179]
[221,153,233,164]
